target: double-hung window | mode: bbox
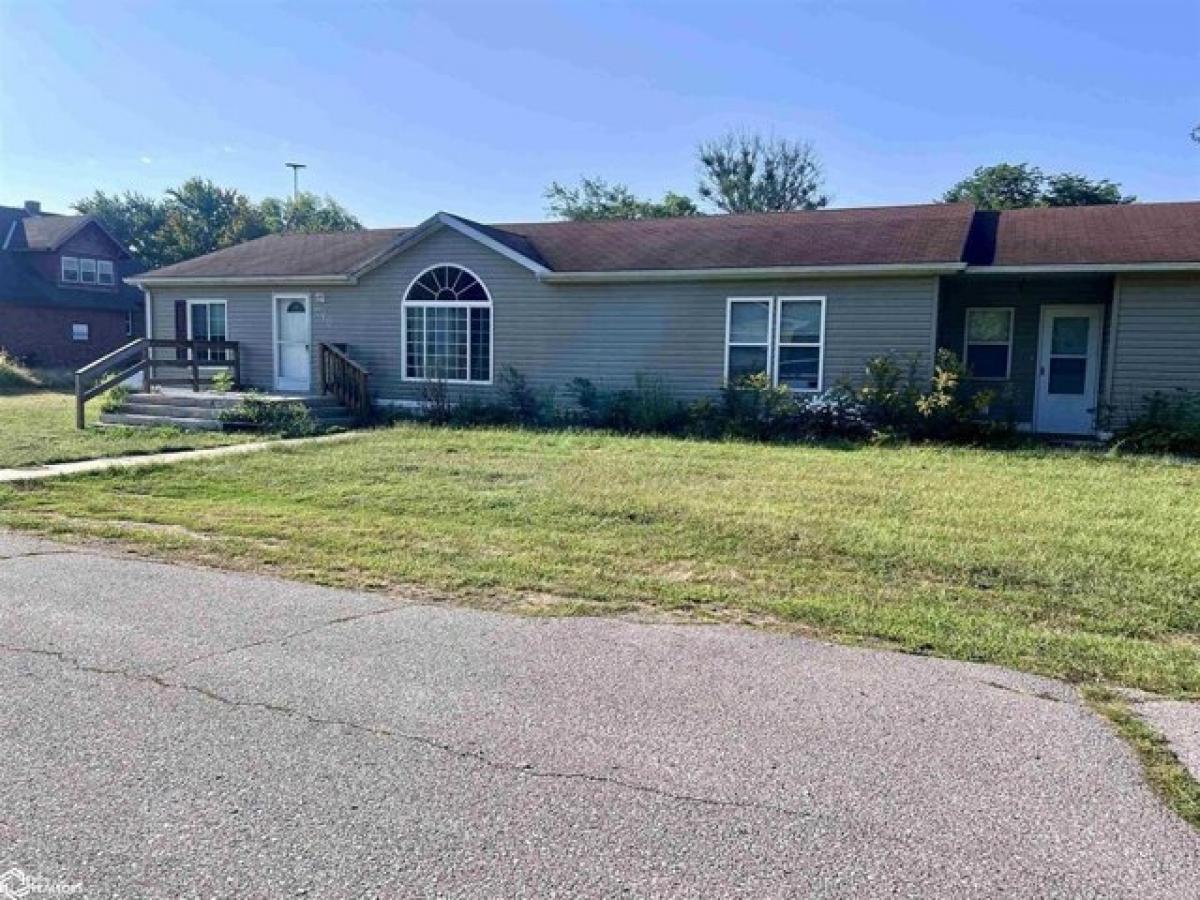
[61,256,79,283]
[188,300,229,362]
[775,298,824,391]
[97,260,115,286]
[403,265,492,383]
[79,258,97,284]
[725,296,826,391]
[725,299,773,383]
[964,308,1013,380]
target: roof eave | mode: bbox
[126,274,357,288]
[538,262,966,283]
[965,262,1200,274]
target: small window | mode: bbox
[126,310,135,337]
[725,299,772,383]
[776,298,824,391]
[71,323,89,342]
[964,308,1013,380]
[97,260,115,286]
[61,256,79,283]
[79,258,97,284]
[189,300,229,362]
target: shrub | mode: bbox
[719,372,798,440]
[210,370,235,392]
[500,366,551,425]
[218,393,317,437]
[418,375,452,424]
[609,374,687,433]
[846,350,1002,442]
[98,385,131,413]
[1114,391,1200,455]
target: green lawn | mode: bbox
[1,423,1197,696]
[0,391,260,469]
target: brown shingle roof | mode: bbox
[490,203,976,271]
[133,200,1200,282]
[143,228,409,279]
[991,201,1200,265]
[138,204,975,280]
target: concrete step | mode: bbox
[99,412,226,431]
[126,392,345,411]
[120,403,226,420]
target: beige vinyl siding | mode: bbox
[151,226,939,400]
[1108,275,1200,423]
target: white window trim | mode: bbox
[724,297,774,384]
[774,295,826,393]
[97,259,115,285]
[186,298,230,364]
[963,306,1014,381]
[61,256,79,283]
[79,257,97,284]
[400,263,494,385]
[725,296,826,392]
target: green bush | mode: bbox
[428,353,1008,446]
[500,366,552,425]
[210,370,235,392]
[98,385,131,413]
[1115,391,1200,455]
[218,393,317,437]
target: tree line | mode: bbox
[545,130,1136,220]
[75,178,362,269]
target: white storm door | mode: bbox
[274,295,311,392]
[1034,305,1103,435]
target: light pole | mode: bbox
[284,162,306,204]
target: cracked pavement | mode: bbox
[0,532,1197,897]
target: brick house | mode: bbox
[1,201,144,369]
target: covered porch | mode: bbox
[937,274,1114,435]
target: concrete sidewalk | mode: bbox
[0,430,360,483]
[0,531,1196,897]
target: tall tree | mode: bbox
[545,177,699,220]
[74,190,171,265]
[1041,173,1134,207]
[75,179,363,268]
[697,132,829,213]
[943,163,1134,209]
[161,178,267,262]
[259,192,363,233]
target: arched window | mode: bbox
[402,265,492,383]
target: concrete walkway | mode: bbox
[0,531,1196,897]
[0,430,361,483]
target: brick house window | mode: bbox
[61,256,79,282]
[97,260,115,285]
[71,323,90,342]
[79,258,97,284]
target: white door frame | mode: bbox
[272,293,312,392]
[1033,304,1104,435]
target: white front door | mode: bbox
[1034,305,1103,435]
[274,295,311,392]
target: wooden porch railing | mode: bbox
[319,343,371,419]
[74,338,241,429]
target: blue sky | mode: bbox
[2,1,1196,227]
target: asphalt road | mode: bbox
[0,532,1196,898]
